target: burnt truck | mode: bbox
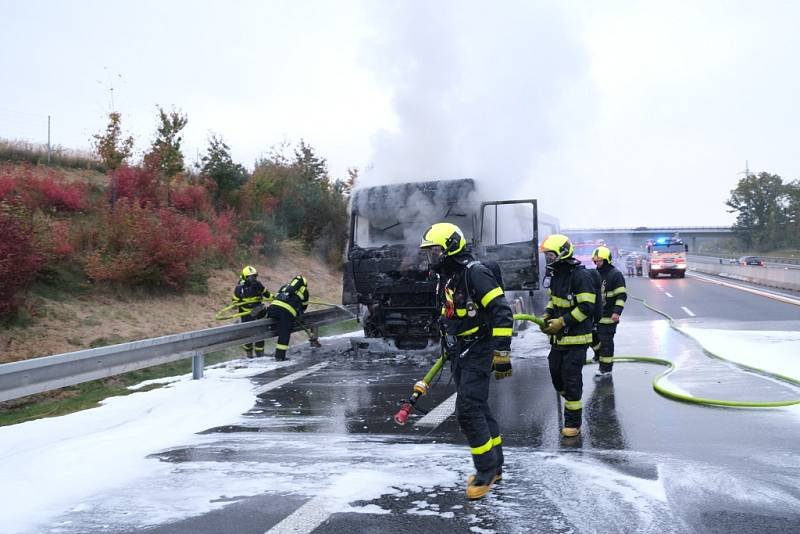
[342,178,558,352]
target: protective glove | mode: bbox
[492,350,513,380]
[542,316,565,335]
[591,328,602,357]
[539,315,550,333]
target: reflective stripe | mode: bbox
[457,308,467,317]
[570,307,588,322]
[565,400,583,411]
[615,299,626,307]
[599,317,615,324]
[470,437,494,455]
[556,333,593,345]
[575,292,596,304]
[297,286,306,298]
[254,347,265,353]
[492,327,513,337]
[599,356,614,363]
[481,287,504,308]
[492,436,502,446]
[271,299,297,317]
[607,286,627,297]
[458,326,480,336]
[551,295,571,308]
[276,343,289,350]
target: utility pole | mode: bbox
[47,115,51,164]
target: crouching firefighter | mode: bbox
[233,265,272,358]
[539,234,596,438]
[420,223,514,501]
[592,246,627,377]
[266,275,309,361]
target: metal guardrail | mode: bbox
[0,307,352,403]
[689,254,800,269]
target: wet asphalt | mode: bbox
[43,275,800,534]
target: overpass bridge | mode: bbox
[560,226,734,251]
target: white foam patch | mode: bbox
[678,327,800,382]
[0,358,302,534]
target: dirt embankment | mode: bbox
[0,242,343,364]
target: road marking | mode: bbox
[688,272,800,307]
[415,392,457,427]
[265,494,333,534]
[252,362,329,395]
[681,306,696,317]
[665,292,673,298]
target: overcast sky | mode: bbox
[2,0,798,227]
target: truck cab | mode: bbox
[644,237,689,278]
[342,179,545,351]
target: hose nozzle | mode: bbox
[393,403,413,425]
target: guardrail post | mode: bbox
[192,352,204,379]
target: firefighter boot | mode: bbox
[466,468,500,500]
[244,347,254,359]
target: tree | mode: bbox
[144,106,187,176]
[725,172,789,250]
[785,179,800,248]
[199,134,248,212]
[92,112,134,170]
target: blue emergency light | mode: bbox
[655,237,668,244]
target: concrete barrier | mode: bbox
[689,261,800,292]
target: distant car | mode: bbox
[738,256,765,266]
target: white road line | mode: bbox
[681,306,696,317]
[251,362,329,395]
[415,392,457,427]
[664,292,673,298]
[265,494,333,534]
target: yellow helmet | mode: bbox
[592,246,612,263]
[419,222,467,256]
[241,265,258,279]
[539,234,574,261]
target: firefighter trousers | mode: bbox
[451,337,503,474]
[267,306,294,361]
[597,323,617,373]
[241,311,266,356]
[548,346,586,428]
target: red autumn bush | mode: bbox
[209,210,238,259]
[111,165,161,206]
[0,165,87,212]
[172,183,213,215]
[0,203,42,317]
[85,200,216,289]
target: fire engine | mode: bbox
[644,237,688,278]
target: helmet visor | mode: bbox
[426,245,446,267]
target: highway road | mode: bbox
[20,274,800,534]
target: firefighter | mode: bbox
[419,222,514,501]
[233,266,271,358]
[592,246,627,378]
[625,254,635,277]
[540,234,596,438]
[266,275,309,361]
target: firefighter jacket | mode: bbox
[437,258,514,352]
[596,262,627,324]
[543,260,596,347]
[269,275,309,317]
[233,279,271,313]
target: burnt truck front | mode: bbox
[342,179,541,351]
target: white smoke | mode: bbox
[357,0,588,202]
